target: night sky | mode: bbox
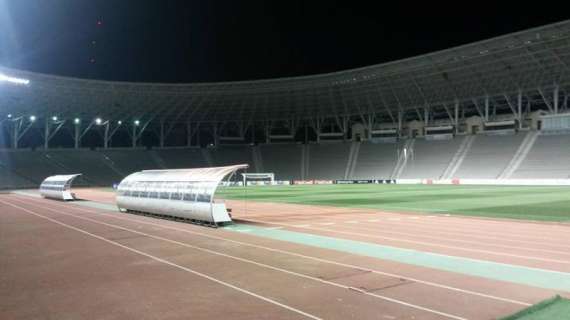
[0,1,568,83]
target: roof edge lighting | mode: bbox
[0,73,30,85]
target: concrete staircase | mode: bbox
[391,139,415,179]
[252,146,264,172]
[344,141,361,179]
[440,135,476,179]
[498,131,539,179]
[149,150,168,169]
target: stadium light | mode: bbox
[52,116,58,121]
[74,118,81,124]
[95,118,102,125]
[29,115,36,122]
[7,114,12,119]
[134,120,140,126]
[0,73,30,85]
[117,120,122,125]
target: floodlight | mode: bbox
[74,118,80,124]
[52,116,58,121]
[29,115,36,122]
[134,120,140,126]
[117,120,122,125]
[7,114,12,118]
[0,73,30,85]
[95,118,102,125]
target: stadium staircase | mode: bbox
[149,150,168,169]
[391,139,415,179]
[252,146,264,172]
[498,131,539,179]
[440,135,476,179]
[345,141,360,179]
[201,149,214,167]
[301,144,309,180]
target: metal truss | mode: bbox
[1,20,570,148]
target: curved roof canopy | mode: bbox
[122,164,249,183]
[1,20,570,123]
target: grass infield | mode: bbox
[217,184,570,222]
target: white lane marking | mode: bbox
[349,215,570,250]
[388,218,401,221]
[0,199,322,320]
[11,195,533,306]
[266,227,283,230]
[6,197,468,320]
[329,221,570,257]
[409,217,420,220]
[317,222,335,225]
[347,221,359,224]
[367,219,380,222]
[293,224,311,228]
[236,229,253,233]
[241,217,570,271]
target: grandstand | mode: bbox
[0,20,570,187]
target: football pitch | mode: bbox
[217,184,570,222]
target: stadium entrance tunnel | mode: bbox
[115,164,249,227]
[39,174,83,201]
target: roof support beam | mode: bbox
[43,118,66,149]
[11,117,34,149]
[537,87,554,112]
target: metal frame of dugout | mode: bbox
[116,164,248,226]
[39,174,82,201]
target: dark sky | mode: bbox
[0,0,568,83]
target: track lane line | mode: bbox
[236,219,570,273]
[0,198,322,320]
[9,194,533,306]
[5,196,470,320]
[227,200,570,241]
[311,220,570,257]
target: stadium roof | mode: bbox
[1,19,569,124]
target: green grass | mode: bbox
[500,296,570,320]
[216,184,570,222]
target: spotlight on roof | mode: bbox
[0,73,30,85]
[29,115,36,122]
[7,114,12,118]
[117,120,122,125]
[52,116,58,121]
[134,120,140,126]
[74,118,81,124]
[95,118,102,125]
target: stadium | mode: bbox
[2,14,570,320]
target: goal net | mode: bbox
[241,173,275,186]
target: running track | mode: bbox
[1,192,568,320]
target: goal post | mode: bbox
[241,173,275,186]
